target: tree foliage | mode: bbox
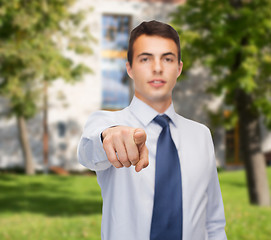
[172,0,271,128]
[0,0,94,118]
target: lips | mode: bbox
[148,79,166,88]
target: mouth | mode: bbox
[148,79,166,88]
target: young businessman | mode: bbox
[78,20,227,240]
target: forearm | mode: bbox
[77,111,115,172]
[205,130,227,239]
[77,131,110,172]
[206,163,227,239]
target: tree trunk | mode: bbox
[17,116,35,175]
[236,89,270,206]
[43,81,49,174]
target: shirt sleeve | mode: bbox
[205,129,227,240]
[77,111,115,171]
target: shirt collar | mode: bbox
[164,101,178,127]
[129,96,178,127]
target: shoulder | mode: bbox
[88,109,119,119]
[84,107,130,126]
[176,114,211,135]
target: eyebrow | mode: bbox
[137,52,177,58]
[162,52,177,58]
[137,52,152,58]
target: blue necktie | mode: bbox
[150,114,183,240]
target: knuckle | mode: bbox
[109,158,116,164]
[118,155,131,167]
[122,127,133,137]
[114,131,122,138]
[117,151,126,161]
[103,137,111,146]
[115,163,123,169]
[130,155,139,164]
[111,159,122,168]
[119,157,129,165]
[124,162,132,168]
[108,156,116,164]
[107,152,117,163]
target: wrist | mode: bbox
[101,126,117,143]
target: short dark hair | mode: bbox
[127,20,181,66]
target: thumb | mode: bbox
[133,128,147,146]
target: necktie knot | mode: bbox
[154,114,170,128]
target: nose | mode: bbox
[153,58,163,75]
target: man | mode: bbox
[78,20,227,240]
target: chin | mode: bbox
[149,95,171,103]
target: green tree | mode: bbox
[172,0,271,206]
[0,0,93,174]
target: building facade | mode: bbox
[0,0,270,172]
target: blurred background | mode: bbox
[0,0,270,239]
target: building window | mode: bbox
[101,14,131,109]
[57,122,66,138]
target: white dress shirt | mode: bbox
[77,96,227,240]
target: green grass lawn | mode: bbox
[0,167,271,240]
[221,167,271,240]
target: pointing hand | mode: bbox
[102,126,149,172]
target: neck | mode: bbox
[135,95,172,113]
[151,101,172,113]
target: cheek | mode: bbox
[132,73,145,89]
[168,68,179,80]
[170,79,177,89]
[167,70,178,87]
[133,66,149,80]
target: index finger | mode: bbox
[124,139,140,166]
[135,144,149,172]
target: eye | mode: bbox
[140,57,149,63]
[164,57,174,62]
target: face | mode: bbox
[126,34,183,112]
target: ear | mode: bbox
[177,61,183,77]
[126,61,133,79]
